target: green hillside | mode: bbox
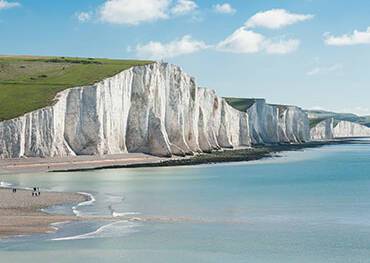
[0,56,153,121]
[308,118,327,128]
[225,97,290,114]
[306,110,370,128]
[224,97,259,112]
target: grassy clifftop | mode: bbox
[225,97,291,113]
[306,110,370,128]
[224,97,258,112]
[0,56,153,121]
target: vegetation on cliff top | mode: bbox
[309,118,327,128]
[306,110,370,128]
[225,97,290,113]
[224,97,258,112]
[0,56,153,121]
[227,99,370,129]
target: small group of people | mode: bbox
[10,186,41,196]
[32,187,41,197]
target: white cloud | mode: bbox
[324,27,370,46]
[76,12,91,23]
[0,0,20,10]
[217,27,299,54]
[245,9,313,29]
[97,0,197,25]
[171,0,197,15]
[130,8,307,58]
[99,0,170,25]
[306,64,343,76]
[213,3,236,15]
[217,28,265,53]
[135,35,208,59]
[265,39,300,54]
[134,28,298,59]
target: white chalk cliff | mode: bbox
[333,120,370,138]
[310,119,370,140]
[310,118,334,141]
[0,62,310,159]
[246,100,309,144]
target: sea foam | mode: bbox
[51,220,137,241]
[72,192,96,216]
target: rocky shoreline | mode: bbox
[51,139,362,172]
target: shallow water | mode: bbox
[1,142,370,262]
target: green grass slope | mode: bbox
[306,110,370,128]
[308,118,327,128]
[224,97,259,112]
[225,97,291,114]
[0,56,153,121]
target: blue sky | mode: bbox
[1,0,370,115]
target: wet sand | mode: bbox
[0,140,360,174]
[0,139,365,238]
[52,140,359,172]
[0,188,87,238]
[0,153,167,174]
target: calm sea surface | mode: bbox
[1,141,370,262]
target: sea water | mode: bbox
[1,141,370,262]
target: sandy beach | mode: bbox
[0,188,87,238]
[0,139,366,240]
[0,140,354,174]
[0,153,168,174]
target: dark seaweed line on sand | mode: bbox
[50,139,366,173]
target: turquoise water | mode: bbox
[1,141,370,262]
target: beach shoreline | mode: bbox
[0,153,167,175]
[0,138,368,240]
[52,139,364,172]
[0,139,365,174]
[0,188,88,238]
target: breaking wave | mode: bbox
[0,181,13,188]
[52,220,138,241]
[72,192,96,216]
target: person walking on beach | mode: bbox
[31,187,40,197]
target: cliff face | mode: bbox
[310,118,334,141]
[310,119,370,140]
[246,100,309,145]
[278,105,311,143]
[333,121,370,138]
[0,62,309,159]
[0,63,252,158]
